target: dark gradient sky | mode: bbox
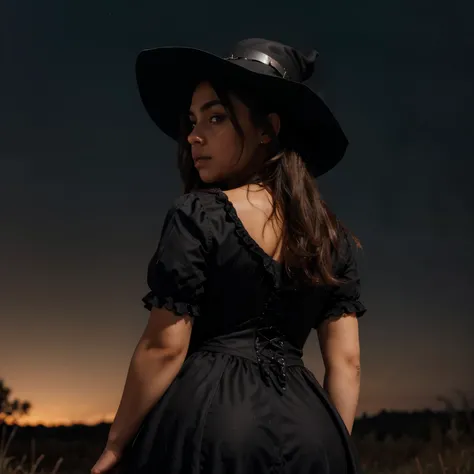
[1,1,473,425]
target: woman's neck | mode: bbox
[219,171,262,191]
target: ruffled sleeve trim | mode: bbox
[142,291,201,318]
[324,299,367,319]
[316,228,367,325]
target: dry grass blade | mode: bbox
[415,456,424,474]
[0,426,60,474]
[30,453,44,474]
[0,455,15,472]
[0,426,18,459]
[29,439,35,473]
[438,453,447,474]
[456,390,474,436]
[50,457,63,474]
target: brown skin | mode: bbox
[318,315,361,434]
[188,81,280,187]
[91,81,360,473]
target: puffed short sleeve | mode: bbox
[320,231,367,323]
[141,193,213,318]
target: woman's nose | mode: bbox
[187,129,204,146]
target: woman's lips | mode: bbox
[193,156,211,167]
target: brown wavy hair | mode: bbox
[177,79,360,287]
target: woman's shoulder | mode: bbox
[169,185,272,216]
[167,189,225,216]
[162,190,228,245]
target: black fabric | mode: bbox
[321,232,367,323]
[142,193,212,318]
[125,189,366,474]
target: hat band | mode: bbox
[224,49,291,80]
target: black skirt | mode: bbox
[121,328,361,474]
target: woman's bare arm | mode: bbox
[317,313,360,434]
[106,307,193,452]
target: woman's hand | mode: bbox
[91,444,122,474]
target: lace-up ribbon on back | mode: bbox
[255,287,299,394]
[255,324,287,394]
[197,309,302,395]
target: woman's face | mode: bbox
[187,81,271,185]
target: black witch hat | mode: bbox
[135,38,348,177]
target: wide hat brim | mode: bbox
[135,46,348,177]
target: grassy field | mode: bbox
[1,409,473,474]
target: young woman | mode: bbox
[92,38,367,474]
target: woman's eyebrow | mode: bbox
[189,99,222,116]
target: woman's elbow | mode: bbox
[326,351,361,374]
[138,337,189,361]
[345,351,361,371]
[138,307,193,359]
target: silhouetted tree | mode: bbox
[0,379,31,423]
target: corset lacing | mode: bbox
[255,290,288,395]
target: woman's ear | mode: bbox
[260,113,281,144]
[268,113,281,136]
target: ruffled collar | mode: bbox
[206,188,282,290]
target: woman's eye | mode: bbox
[189,114,225,129]
[210,114,226,124]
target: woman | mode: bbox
[92,38,367,474]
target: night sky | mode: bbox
[1,1,473,426]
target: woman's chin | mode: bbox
[198,169,218,184]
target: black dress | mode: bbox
[124,188,367,474]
